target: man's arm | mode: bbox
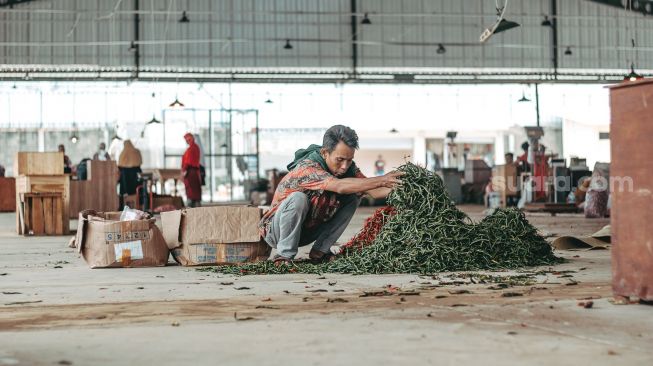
[365,187,392,199]
[322,171,402,195]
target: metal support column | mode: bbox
[350,0,359,76]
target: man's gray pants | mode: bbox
[264,192,360,259]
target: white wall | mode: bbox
[354,149,413,177]
[562,119,610,168]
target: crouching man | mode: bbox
[258,125,403,264]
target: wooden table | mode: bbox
[145,169,183,196]
[523,203,582,216]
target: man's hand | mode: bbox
[378,170,404,189]
[364,171,404,199]
[323,170,403,195]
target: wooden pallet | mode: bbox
[523,203,581,216]
[18,192,64,236]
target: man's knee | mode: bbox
[341,194,361,207]
[282,192,310,212]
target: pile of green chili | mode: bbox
[200,163,560,275]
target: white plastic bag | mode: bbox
[119,206,148,221]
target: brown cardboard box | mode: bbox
[14,152,64,176]
[75,210,170,268]
[161,206,271,266]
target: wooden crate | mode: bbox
[609,79,653,301]
[15,175,70,234]
[14,152,64,176]
[69,160,119,218]
[18,193,64,236]
[492,164,518,208]
[0,177,16,212]
[464,159,492,184]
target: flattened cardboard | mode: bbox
[76,210,169,268]
[161,205,270,266]
[161,209,183,250]
[552,225,611,250]
[181,206,261,244]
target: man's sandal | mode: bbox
[308,249,336,264]
[272,255,293,266]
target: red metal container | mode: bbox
[609,79,653,301]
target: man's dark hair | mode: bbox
[521,141,529,152]
[322,125,359,152]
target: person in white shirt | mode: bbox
[93,142,111,161]
[108,136,123,162]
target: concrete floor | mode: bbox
[0,206,651,366]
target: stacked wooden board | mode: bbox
[69,160,119,218]
[14,151,63,176]
[14,152,70,235]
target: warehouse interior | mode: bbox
[0,0,651,365]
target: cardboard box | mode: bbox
[151,195,185,211]
[161,206,271,266]
[75,210,170,268]
[14,152,64,176]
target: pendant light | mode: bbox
[624,62,644,81]
[169,96,185,108]
[179,11,190,23]
[70,122,79,144]
[541,15,553,27]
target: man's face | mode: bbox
[99,143,106,150]
[322,141,355,177]
[184,135,193,145]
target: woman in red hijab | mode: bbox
[182,133,202,207]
